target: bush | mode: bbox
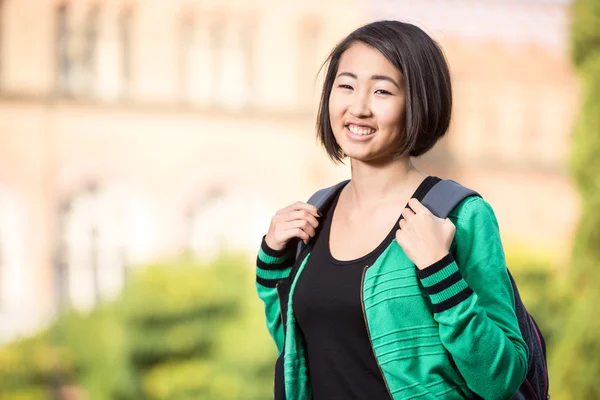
[504,244,569,350]
[0,253,276,400]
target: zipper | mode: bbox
[361,265,393,399]
[275,280,286,400]
[276,281,285,330]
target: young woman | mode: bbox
[255,20,528,400]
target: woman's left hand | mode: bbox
[395,198,456,270]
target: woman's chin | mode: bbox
[344,148,397,165]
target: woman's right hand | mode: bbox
[264,202,321,251]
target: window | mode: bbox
[179,13,196,102]
[55,200,72,311]
[55,4,100,97]
[56,3,71,94]
[82,5,100,95]
[57,185,103,311]
[0,186,25,312]
[240,18,256,106]
[181,11,256,109]
[215,17,254,109]
[0,0,4,85]
[57,183,152,312]
[118,8,133,97]
[178,12,218,106]
[211,19,225,106]
[297,17,322,110]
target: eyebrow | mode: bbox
[336,71,401,89]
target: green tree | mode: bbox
[551,0,600,398]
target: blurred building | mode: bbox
[0,0,577,341]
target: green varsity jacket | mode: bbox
[255,196,528,400]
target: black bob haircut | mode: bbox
[316,20,452,162]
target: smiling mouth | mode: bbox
[346,124,376,136]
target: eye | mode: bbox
[337,84,353,90]
[375,89,392,95]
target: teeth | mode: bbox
[348,125,375,135]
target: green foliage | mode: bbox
[552,0,600,397]
[0,387,49,400]
[505,246,569,350]
[1,245,571,399]
[51,307,136,400]
[0,254,276,400]
[571,0,600,69]
[569,66,600,288]
[0,332,74,391]
[120,254,275,400]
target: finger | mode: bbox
[444,217,456,232]
[275,226,311,245]
[399,218,407,229]
[284,210,319,229]
[395,229,405,246]
[284,219,316,238]
[285,227,311,243]
[401,206,415,221]
[278,201,321,218]
[407,198,428,214]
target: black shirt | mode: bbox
[293,176,439,400]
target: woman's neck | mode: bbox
[346,157,426,209]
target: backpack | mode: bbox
[295,179,549,400]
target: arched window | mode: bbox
[56,183,154,312]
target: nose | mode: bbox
[349,90,372,118]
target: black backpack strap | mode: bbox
[421,179,480,219]
[295,180,350,259]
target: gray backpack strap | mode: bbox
[421,179,480,219]
[296,180,350,259]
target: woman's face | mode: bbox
[328,41,406,163]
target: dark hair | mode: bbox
[316,20,452,162]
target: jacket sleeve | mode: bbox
[415,197,528,400]
[255,236,295,355]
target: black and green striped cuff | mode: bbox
[257,236,294,269]
[256,236,294,288]
[260,235,290,258]
[256,276,281,288]
[416,253,473,313]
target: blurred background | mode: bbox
[0,0,598,398]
